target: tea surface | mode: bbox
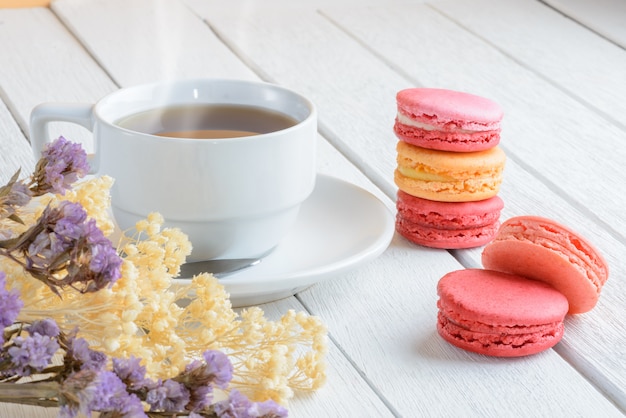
[116,104,297,139]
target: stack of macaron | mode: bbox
[393,88,507,249]
[436,216,609,357]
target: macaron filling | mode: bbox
[395,192,503,249]
[396,165,455,182]
[396,112,488,133]
[396,218,500,249]
[396,165,502,184]
[396,192,503,229]
[438,312,565,351]
[438,305,565,336]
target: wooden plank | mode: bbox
[258,298,395,417]
[0,99,34,183]
[181,0,625,415]
[433,0,626,130]
[52,0,258,87]
[0,7,117,152]
[0,405,57,418]
[543,0,626,49]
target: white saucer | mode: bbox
[177,174,395,307]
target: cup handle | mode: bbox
[30,103,97,173]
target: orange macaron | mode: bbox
[394,141,506,202]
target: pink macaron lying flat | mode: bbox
[482,216,609,314]
[394,88,503,152]
[395,191,503,249]
[437,269,569,357]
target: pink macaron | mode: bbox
[394,88,503,152]
[482,216,609,314]
[395,191,503,249]
[437,269,569,357]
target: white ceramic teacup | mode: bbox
[30,79,317,262]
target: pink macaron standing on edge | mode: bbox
[394,88,503,152]
[482,216,609,314]
[437,269,569,357]
[396,191,503,249]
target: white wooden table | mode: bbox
[1,0,625,416]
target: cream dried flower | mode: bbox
[2,176,327,404]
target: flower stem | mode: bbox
[0,381,59,403]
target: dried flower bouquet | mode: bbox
[0,137,327,417]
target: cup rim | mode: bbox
[93,78,317,143]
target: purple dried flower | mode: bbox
[0,271,23,329]
[177,349,233,388]
[146,379,190,412]
[5,200,122,295]
[23,201,88,271]
[186,383,212,412]
[202,349,233,389]
[112,355,150,390]
[3,178,31,207]
[59,369,146,418]
[81,219,123,289]
[85,371,130,411]
[30,136,89,196]
[0,170,32,225]
[105,391,145,417]
[7,333,60,376]
[213,389,254,418]
[172,349,233,411]
[51,202,89,242]
[214,390,288,418]
[28,318,60,338]
[251,398,289,418]
[58,404,78,418]
[67,335,107,372]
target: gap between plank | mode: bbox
[537,0,626,52]
[295,294,403,418]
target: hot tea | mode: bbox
[116,104,298,139]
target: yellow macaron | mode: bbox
[394,141,506,202]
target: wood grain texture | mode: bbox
[543,0,626,48]
[433,0,626,131]
[52,0,259,86]
[0,404,58,418]
[258,298,396,417]
[0,99,34,183]
[0,7,116,152]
